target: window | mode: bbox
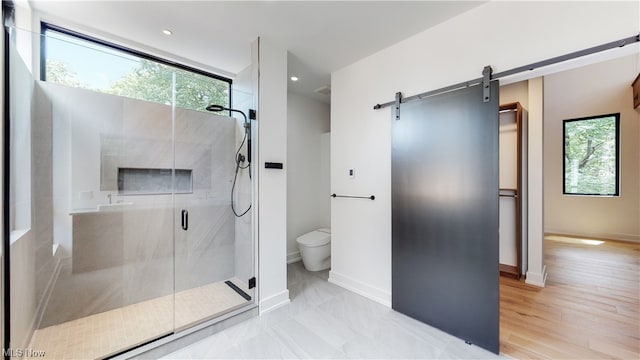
[563,113,620,196]
[40,23,231,112]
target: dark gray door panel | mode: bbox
[391,82,500,354]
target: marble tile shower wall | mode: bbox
[33,84,56,303]
[35,83,239,327]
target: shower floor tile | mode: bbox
[28,278,251,360]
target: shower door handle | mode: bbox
[181,209,189,231]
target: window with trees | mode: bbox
[41,23,231,112]
[563,113,620,196]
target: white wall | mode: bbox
[9,9,37,234]
[9,28,33,233]
[286,92,330,262]
[7,1,58,348]
[544,55,640,242]
[8,2,36,349]
[330,1,639,304]
[319,133,331,231]
[526,78,546,286]
[257,38,289,313]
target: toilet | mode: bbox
[296,228,331,271]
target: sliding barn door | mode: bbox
[391,82,500,353]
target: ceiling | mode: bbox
[30,1,484,104]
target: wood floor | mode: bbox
[500,236,639,359]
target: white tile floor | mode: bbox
[163,262,505,359]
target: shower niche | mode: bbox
[117,167,193,195]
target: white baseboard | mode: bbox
[525,265,548,287]
[545,229,640,243]
[287,251,302,264]
[259,289,290,315]
[329,270,391,307]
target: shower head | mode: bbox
[206,104,256,130]
[207,104,255,165]
[205,104,227,112]
[206,105,256,123]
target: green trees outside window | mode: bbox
[107,61,230,111]
[563,114,620,196]
[42,25,230,113]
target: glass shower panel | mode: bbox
[173,70,254,331]
[7,27,175,359]
[230,87,256,297]
[7,22,257,357]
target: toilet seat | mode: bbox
[297,230,330,247]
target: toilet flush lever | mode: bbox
[181,209,189,230]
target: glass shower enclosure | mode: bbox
[5,24,256,359]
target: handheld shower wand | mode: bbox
[206,104,255,217]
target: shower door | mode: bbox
[173,73,255,330]
[5,26,177,359]
[5,21,257,358]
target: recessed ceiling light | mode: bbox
[162,29,173,35]
[290,76,299,82]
